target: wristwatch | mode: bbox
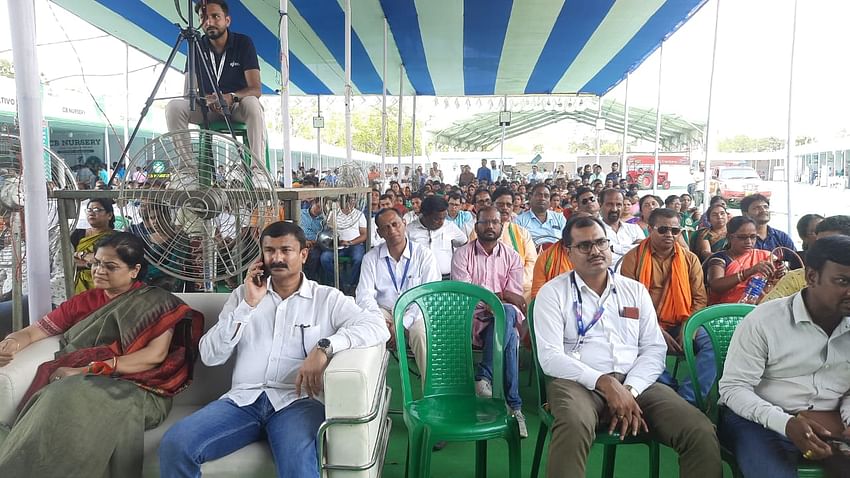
[625,385,639,399]
[230,93,240,103]
[317,338,332,357]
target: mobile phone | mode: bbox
[253,260,270,286]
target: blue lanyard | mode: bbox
[570,271,616,338]
[385,241,412,292]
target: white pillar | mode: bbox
[411,94,416,168]
[621,75,629,172]
[500,95,507,165]
[316,95,322,175]
[344,0,352,163]
[652,44,663,197]
[784,0,798,235]
[124,42,130,162]
[595,97,602,166]
[9,0,51,325]
[381,19,388,178]
[703,0,722,210]
[397,65,403,169]
[280,0,293,187]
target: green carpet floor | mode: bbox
[380,350,734,478]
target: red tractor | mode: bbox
[625,167,671,190]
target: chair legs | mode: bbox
[505,431,523,478]
[648,441,660,478]
[530,421,549,478]
[406,426,430,478]
[601,444,617,478]
[475,440,487,478]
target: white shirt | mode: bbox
[402,210,419,225]
[719,292,850,435]
[406,218,468,275]
[369,216,384,249]
[329,208,367,242]
[356,239,441,328]
[199,275,389,411]
[533,271,666,394]
[603,220,645,266]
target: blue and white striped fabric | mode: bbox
[54,0,707,96]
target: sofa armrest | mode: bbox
[0,336,61,426]
[322,344,389,478]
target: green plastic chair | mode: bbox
[526,299,660,478]
[393,281,521,478]
[682,303,824,478]
[207,120,271,169]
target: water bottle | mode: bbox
[739,275,767,304]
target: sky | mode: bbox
[0,0,848,144]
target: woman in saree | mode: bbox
[72,198,116,294]
[705,216,781,304]
[692,204,729,262]
[0,232,203,477]
[626,194,662,237]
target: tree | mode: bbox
[321,106,422,157]
[0,59,13,79]
[718,134,785,152]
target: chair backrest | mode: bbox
[525,299,549,409]
[682,303,755,414]
[393,281,505,404]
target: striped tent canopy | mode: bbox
[54,0,707,97]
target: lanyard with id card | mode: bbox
[569,271,618,360]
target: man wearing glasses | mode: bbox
[574,186,600,217]
[451,206,528,438]
[514,184,567,249]
[446,192,475,238]
[534,216,721,478]
[620,208,710,405]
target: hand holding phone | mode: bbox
[253,260,270,287]
[245,260,269,307]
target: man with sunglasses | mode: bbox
[575,186,600,217]
[534,216,721,478]
[620,208,710,404]
[451,206,528,438]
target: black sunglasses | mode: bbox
[654,226,682,235]
[580,196,596,205]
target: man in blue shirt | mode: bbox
[514,183,566,248]
[476,158,491,184]
[300,198,325,281]
[740,194,801,269]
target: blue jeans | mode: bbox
[720,408,800,478]
[159,394,326,478]
[475,305,522,410]
[657,325,715,405]
[320,243,365,289]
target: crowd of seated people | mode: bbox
[2,151,848,478]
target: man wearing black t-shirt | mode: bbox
[165,0,265,165]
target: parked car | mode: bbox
[691,166,771,208]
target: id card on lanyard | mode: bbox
[569,271,616,360]
[385,241,412,292]
[209,50,227,87]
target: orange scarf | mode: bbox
[635,238,692,326]
[531,242,573,298]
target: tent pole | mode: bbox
[622,74,629,173]
[381,18,388,181]
[280,0,293,187]
[124,42,130,161]
[397,65,403,170]
[411,95,416,169]
[703,0,722,210]
[500,95,507,167]
[344,0,352,164]
[784,0,798,236]
[652,44,663,197]
[595,97,602,166]
[9,0,50,326]
[316,95,322,176]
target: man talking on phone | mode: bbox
[165,0,265,165]
[159,221,388,478]
[719,235,850,478]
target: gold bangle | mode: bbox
[1,337,20,352]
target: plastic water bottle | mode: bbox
[739,275,767,304]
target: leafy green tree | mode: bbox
[0,59,13,79]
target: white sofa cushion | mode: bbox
[0,335,60,426]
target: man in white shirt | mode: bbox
[407,196,467,278]
[718,235,850,478]
[599,189,644,265]
[320,196,367,293]
[534,216,721,478]
[526,165,544,185]
[159,221,388,478]
[356,208,440,375]
[402,193,422,225]
[369,194,395,249]
[489,159,502,184]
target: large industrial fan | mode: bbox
[118,130,277,291]
[0,134,79,329]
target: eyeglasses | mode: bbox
[653,226,682,236]
[732,234,758,241]
[86,207,106,214]
[580,196,596,205]
[91,261,125,273]
[476,219,501,226]
[569,238,611,254]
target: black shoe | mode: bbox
[432,441,447,451]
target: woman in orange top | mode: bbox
[705,216,779,304]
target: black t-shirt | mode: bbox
[192,30,260,96]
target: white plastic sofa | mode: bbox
[0,292,390,478]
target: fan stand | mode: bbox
[9,212,23,332]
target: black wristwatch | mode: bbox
[230,93,240,103]
[317,338,332,357]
